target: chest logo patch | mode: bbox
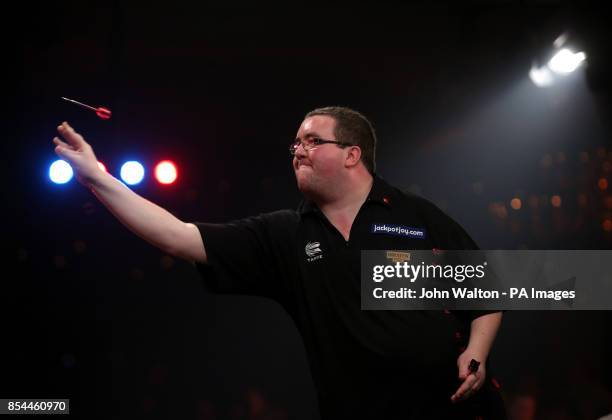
[371,223,426,239]
[305,241,324,262]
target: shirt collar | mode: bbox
[297,174,394,215]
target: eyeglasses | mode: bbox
[289,137,354,156]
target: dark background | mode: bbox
[10,1,612,419]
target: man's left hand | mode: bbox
[450,349,486,403]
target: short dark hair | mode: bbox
[305,106,377,174]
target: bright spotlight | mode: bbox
[120,161,145,185]
[547,48,587,74]
[154,160,178,185]
[529,65,555,87]
[49,160,74,184]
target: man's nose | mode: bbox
[294,143,308,158]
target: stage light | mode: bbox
[49,160,74,184]
[529,32,588,87]
[120,161,145,185]
[529,65,554,87]
[154,160,178,185]
[548,48,587,74]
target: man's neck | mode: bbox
[316,173,374,241]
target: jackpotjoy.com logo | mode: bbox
[371,224,426,239]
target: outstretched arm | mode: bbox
[53,122,206,263]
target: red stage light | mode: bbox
[154,160,178,185]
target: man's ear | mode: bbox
[345,146,362,168]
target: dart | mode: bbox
[61,96,112,120]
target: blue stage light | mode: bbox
[49,160,74,184]
[120,161,145,185]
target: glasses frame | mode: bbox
[289,137,354,156]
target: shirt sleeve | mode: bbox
[192,210,299,302]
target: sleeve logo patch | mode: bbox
[371,223,426,239]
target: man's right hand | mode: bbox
[53,121,104,187]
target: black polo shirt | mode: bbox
[194,176,504,419]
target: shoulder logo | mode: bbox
[305,241,324,262]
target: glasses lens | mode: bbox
[290,138,318,155]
